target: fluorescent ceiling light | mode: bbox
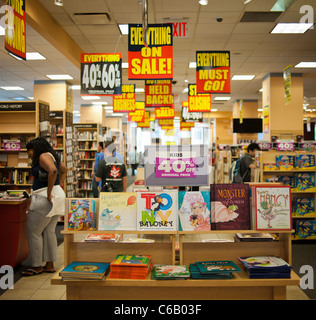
[26,52,46,60]
[13,97,26,101]
[214,97,231,101]
[71,85,81,90]
[211,109,218,112]
[135,88,144,93]
[92,101,108,105]
[258,108,263,112]
[104,106,113,110]
[0,26,5,36]
[46,74,73,80]
[27,96,34,100]
[183,88,189,93]
[271,23,313,34]
[73,111,80,114]
[54,0,63,6]
[199,0,208,5]
[9,53,22,60]
[118,24,129,35]
[110,113,124,117]
[295,62,316,68]
[81,96,100,100]
[232,75,255,80]
[122,62,129,69]
[189,62,196,68]
[0,86,24,90]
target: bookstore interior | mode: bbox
[0,0,316,302]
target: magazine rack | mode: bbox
[52,227,300,300]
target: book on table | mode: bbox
[151,265,190,280]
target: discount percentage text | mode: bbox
[80,53,122,95]
[156,157,197,178]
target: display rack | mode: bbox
[260,150,316,240]
[51,198,300,300]
[74,123,102,198]
[0,100,49,193]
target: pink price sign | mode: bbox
[155,157,196,178]
[277,142,294,151]
[4,140,21,151]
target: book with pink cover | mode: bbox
[210,184,250,230]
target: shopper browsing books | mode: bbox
[22,137,67,277]
[95,138,127,192]
[239,143,261,183]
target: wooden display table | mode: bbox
[52,229,300,300]
[0,198,30,267]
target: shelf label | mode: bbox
[4,140,21,151]
[277,142,294,151]
[258,142,271,151]
[155,156,196,178]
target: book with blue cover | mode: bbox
[189,264,233,279]
[60,261,110,280]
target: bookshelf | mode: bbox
[0,100,50,193]
[260,150,316,240]
[74,123,103,198]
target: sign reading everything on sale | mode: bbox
[128,24,173,80]
[80,53,122,96]
[196,51,230,94]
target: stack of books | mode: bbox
[189,260,241,279]
[83,233,120,243]
[59,261,110,280]
[238,256,292,279]
[109,254,152,279]
[151,265,190,280]
[234,233,274,242]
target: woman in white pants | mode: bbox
[22,137,67,276]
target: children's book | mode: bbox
[294,197,315,217]
[295,220,316,239]
[178,191,211,231]
[295,172,316,192]
[252,185,292,231]
[195,260,241,274]
[151,265,190,280]
[235,233,274,242]
[295,154,315,170]
[110,254,152,269]
[136,191,178,231]
[276,155,295,170]
[60,261,110,280]
[189,264,233,279]
[210,184,250,230]
[67,199,96,231]
[83,233,120,242]
[98,193,137,231]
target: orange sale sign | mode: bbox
[188,84,211,113]
[145,80,173,107]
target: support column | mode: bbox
[262,73,303,141]
[233,99,259,144]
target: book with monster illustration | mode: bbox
[68,199,96,231]
[136,191,178,231]
[210,184,250,230]
[98,193,137,231]
[252,185,292,231]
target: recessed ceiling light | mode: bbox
[232,75,255,80]
[0,86,24,90]
[26,52,46,60]
[189,62,196,68]
[46,74,73,80]
[81,96,101,100]
[183,88,189,93]
[71,85,81,90]
[0,26,5,36]
[295,62,316,68]
[214,97,231,101]
[184,79,189,83]
[118,24,129,35]
[122,62,129,69]
[199,0,208,5]
[135,88,145,93]
[271,23,313,34]
[54,0,63,6]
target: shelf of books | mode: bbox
[0,100,50,193]
[260,150,316,240]
[74,123,102,198]
[51,186,300,300]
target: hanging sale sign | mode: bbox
[145,80,173,107]
[4,2,26,60]
[137,111,151,128]
[181,105,203,123]
[196,51,230,94]
[155,106,175,119]
[113,84,136,113]
[128,24,173,80]
[158,119,174,126]
[188,84,211,112]
[128,101,145,122]
[80,53,122,96]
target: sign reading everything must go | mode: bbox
[128,24,173,80]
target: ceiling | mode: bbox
[0,0,316,115]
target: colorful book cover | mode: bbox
[110,254,151,268]
[237,256,291,272]
[136,191,178,231]
[253,186,292,231]
[210,184,250,230]
[178,191,211,231]
[295,154,316,170]
[276,155,295,170]
[98,192,137,231]
[278,175,296,189]
[189,264,233,279]
[151,265,190,279]
[60,261,110,277]
[68,199,96,231]
[294,197,315,217]
[235,233,274,242]
[195,260,241,274]
[295,172,316,192]
[295,220,316,239]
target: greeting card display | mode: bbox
[210,184,250,230]
[178,191,211,231]
[252,185,292,231]
[98,193,137,231]
[136,191,178,231]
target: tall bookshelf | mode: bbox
[74,123,102,198]
[0,100,50,193]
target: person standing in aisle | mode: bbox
[239,142,261,183]
[95,138,127,192]
[92,142,104,198]
[22,137,67,276]
[131,146,138,177]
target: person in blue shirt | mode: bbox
[92,142,104,197]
